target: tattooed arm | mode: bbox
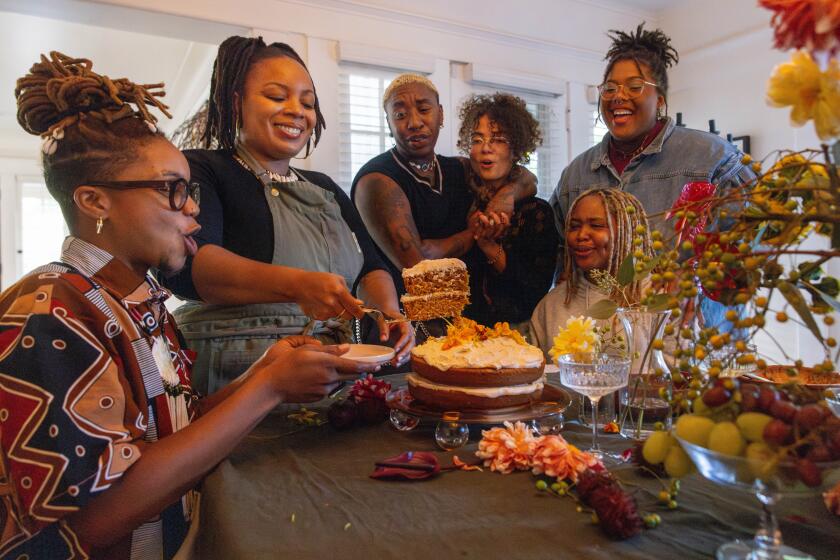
[354,172,475,268]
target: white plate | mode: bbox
[543,364,560,374]
[342,344,395,364]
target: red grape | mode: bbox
[806,445,832,463]
[763,419,793,446]
[757,386,778,412]
[769,400,798,423]
[795,404,825,432]
[796,458,822,487]
[741,384,760,412]
[703,386,731,407]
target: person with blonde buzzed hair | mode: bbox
[351,73,539,338]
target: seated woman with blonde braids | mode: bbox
[529,188,651,357]
[2,52,374,558]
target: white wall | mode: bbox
[0,0,653,286]
[661,0,839,366]
[0,0,655,187]
[72,0,653,178]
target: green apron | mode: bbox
[176,147,364,395]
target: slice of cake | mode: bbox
[407,318,546,409]
[401,258,469,321]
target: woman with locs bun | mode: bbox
[549,23,755,331]
[1,51,374,558]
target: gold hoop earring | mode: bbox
[96,216,104,235]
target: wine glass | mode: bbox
[676,436,840,560]
[557,353,631,461]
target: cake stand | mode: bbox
[385,374,571,434]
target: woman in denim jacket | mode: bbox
[549,24,755,330]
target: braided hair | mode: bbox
[200,36,325,155]
[603,23,679,108]
[15,51,170,225]
[564,188,651,306]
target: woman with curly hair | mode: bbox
[457,93,559,329]
[549,23,754,330]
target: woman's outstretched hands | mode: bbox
[253,336,378,402]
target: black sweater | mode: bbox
[163,149,386,300]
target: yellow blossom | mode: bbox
[767,50,840,141]
[549,316,599,361]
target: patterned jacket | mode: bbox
[0,237,196,559]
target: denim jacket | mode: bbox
[549,116,756,332]
[549,116,755,252]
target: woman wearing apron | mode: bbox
[165,36,413,395]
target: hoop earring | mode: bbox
[96,216,104,235]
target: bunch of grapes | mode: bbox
[642,378,840,486]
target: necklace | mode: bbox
[610,123,660,160]
[264,168,297,183]
[234,153,299,197]
[408,159,436,173]
[391,149,442,195]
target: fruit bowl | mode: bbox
[676,436,840,495]
[676,436,840,560]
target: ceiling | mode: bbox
[597,0,693,14]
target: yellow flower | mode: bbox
[767,50,840,141]
[549,316,599,361]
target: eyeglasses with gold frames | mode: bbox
[597,78,658,100]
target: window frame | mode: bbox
[336,64,400,192]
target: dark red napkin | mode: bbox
[370,451,441,480]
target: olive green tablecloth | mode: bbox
[197,378,839,559]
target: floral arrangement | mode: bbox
[760,0,840,56]
[474,421,651,539]
[621,1,840,519]
[440,317,528,350]
[327,375,392,429]
[476,421,603,479]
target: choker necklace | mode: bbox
[264,168,297,183]
[408,159,436,173]
[234,154,297,183]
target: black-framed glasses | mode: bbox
[597,78,658,100]
[86,179,200,210]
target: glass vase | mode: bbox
[616,308,672,440]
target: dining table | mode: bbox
[196,374,839,559]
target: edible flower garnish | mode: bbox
[440,317,527,350]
